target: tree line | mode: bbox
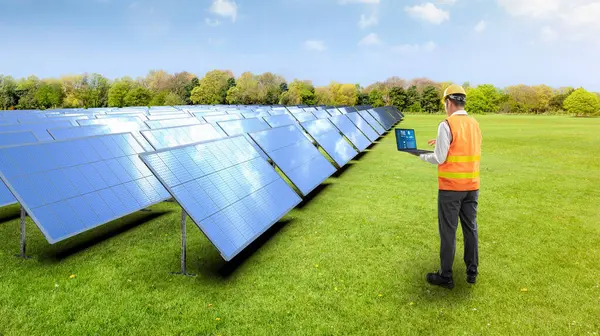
[1,70,599,116]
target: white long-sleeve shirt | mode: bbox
[420,110,468,165]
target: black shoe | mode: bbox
[426,272,454,289]
[467,274,477,284]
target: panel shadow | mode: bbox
[296,182,332,209]
[38,210,170,263]
[0,204,21,223]
[331,162,355,178]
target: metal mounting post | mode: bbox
[17,207,30,259]
[171,208,195,277]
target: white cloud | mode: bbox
[358,12,378,29]
[437,0,457,4]
[498,0,560,18]
[339,0,380,4]
[209,0,238,22]
[540,26,558,42]
[474,20,487,33]
[205,18,221,27]
[405,3,449,25]
[392,41,437,54]
[358,33,382,46]
[304,40,326,51]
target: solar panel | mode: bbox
[140,136,302,261]
[249,125,336,196]
[345,112,380,142]
[327,109,342,116]
[140,124,224,150]
[203,114,242,124]
[241,111,271,119]
[312,110,331,119]
[146,113,192,121]
[329,115,372,152]
[97,113,148,121]
[0,133,170,243]
[0,131,38,147]
[292,112,317,123]
[217,118,271,136]
[0,121,74,141]
[268,109,288,116]
[48,125,112,140]
[367,109,395,130]
[145,117,202,129]
[263,114,297,128]
[358,111,386,135]
[301,120,358,168]
[78,117,145,127]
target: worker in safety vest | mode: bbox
[419,84,482,289]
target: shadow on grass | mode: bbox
[407,259,475,303]
[38,210,170,263]
[195,218,295,279]
[0,204,21,223]
[297,183,332,209]
[332,163,355,178]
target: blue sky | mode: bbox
[1,0,599,90]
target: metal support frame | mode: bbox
[17,207,30,259]
[172,208,195,277]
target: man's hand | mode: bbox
[427,139,436,147]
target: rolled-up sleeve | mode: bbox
[420,122,451,165]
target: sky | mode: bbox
[1,0,600,90]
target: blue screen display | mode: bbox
[395,129,417,150]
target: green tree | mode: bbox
[163,92,186,106]
[368,89,385,107]
[190,70,234,104]
[226,72,260,104]
[388,87,407,111]
[357,91,369,105]
[405,85,420,111]
[257,72,286,105]
[149,91,168,106]
[549,87,574,112]
[16,75,41,109]
[420,85,441,113]
[108,79,132,108]
[327,82,358,106]
[279,80,316,105]
[34,81,64,109]
[466,84,504,114]
[563,88,600,116]
[407,102,423,113]
[124,86,152,107]
[0,75,18,109]
[82,73,110,108]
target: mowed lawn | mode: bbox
[0,114,599,335]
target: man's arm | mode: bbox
[420,122,451,165]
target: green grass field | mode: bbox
[1,115,599,335]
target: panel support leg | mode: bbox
[17,207,30,259]
[172,208,195,277]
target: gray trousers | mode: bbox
[438,190,479,278]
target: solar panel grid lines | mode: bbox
[146,113,193,121]
[301,119,358,168]
[241,111,271,119]
[328,115,372,152]
[203,114,243,124]
[216,118,271,137]
[312,110,331,119]
[140,136,302,261]
[249,125,337,197]
[358,111,386,135]
[0,121,74,141]
[327,109,342,116]
[367,109,395,130]
[0,131,39,147]
[48,125,112,141]
[292,112,317,123]
[140,123,224,151]
[77,116,146,127]
[345,112,380,142]
[0,133,170,243]
[263,114,297,128]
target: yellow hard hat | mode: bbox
[442,84,467,103]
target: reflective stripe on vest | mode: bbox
[438,115,482,191]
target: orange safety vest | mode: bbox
[438,114,482,191]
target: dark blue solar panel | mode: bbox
[0,121,73,141]
[312,110,331,119]
[0,131,38,147]
[345,112,379,142]
[329,115,372,152]
[249,125,336,196]
[301,120,357,168]
[263,114,297,128]
[358,111,385,135]
[140,124,224,150]
[145,118,202,129]
[293,112,317,123]
[140,136,301,261]
[0,133,170,243]
[367,109,395,130]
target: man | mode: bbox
[419,84,482,289]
